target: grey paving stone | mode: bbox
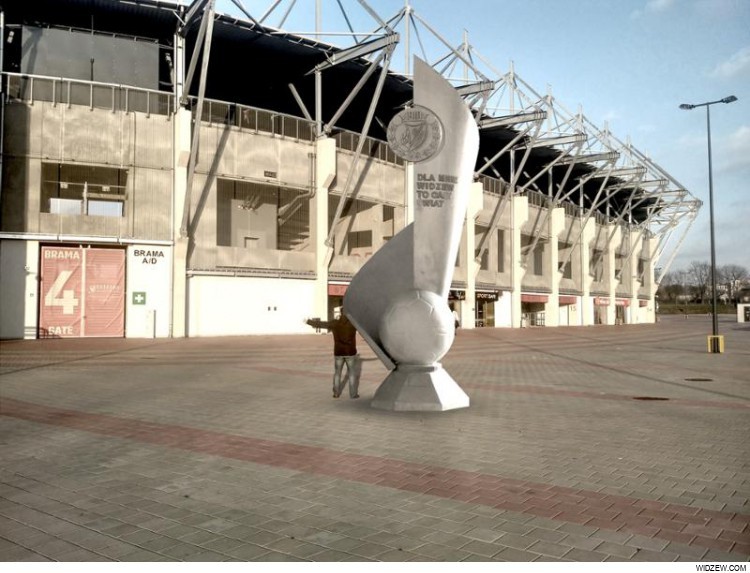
[56,547,112,561]
[463,526,504,543]
[595,541,639,559]
[626,533,670,552]
[421,529,472,548]
[590,529,634,544]
[460,539,503,557]
[492,547,540,561]
[223,543,272,560]
[182,550,228,562]
[494,532,535,550]
[629,547,680,561]
[527,540,571,558]
[561,548,609,562]
[560,533,604,551]
[373,548,421,562]
[410,541,472,561]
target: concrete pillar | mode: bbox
[460,181,483,330]
[510,195,529,328]
[313,137,336,320]
[0,239,39,339]
[643,236,658,323]
[628,231,644,323]
[580,218,596,326]
[606,224,622,325]
[546,207,565,327]
[171,107,191,338]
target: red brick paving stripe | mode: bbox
[1,397,747,556]
[462,383,750,410]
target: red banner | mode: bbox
[85,249,125,337]
[40,247,125,338]
[40,247,83,337]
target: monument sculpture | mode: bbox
[343,57,479,411]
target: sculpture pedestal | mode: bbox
[370,364,470,412]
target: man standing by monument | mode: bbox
[306,311,360,399]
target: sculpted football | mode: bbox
[380,290,454,365]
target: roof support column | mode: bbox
[179,0,215,238]
[641,235,658,323]
[171,30,189,338]
[580,218,596,327]
[627,230,645,323]
[460,181,483,330]
[313,137,336,320]
[545,206,565,327]
[605,224,622,325]
[511,194,529,328]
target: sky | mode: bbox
[214,0,750,275]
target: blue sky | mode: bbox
[215,0,750,274]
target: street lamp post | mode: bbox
[679,95,738,353]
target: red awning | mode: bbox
[559,296,577,305]
[616,299,631,307]
[328,284,348,296]
[594,297,610,306]
[521,294,548,303]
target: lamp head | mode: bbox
[679,103,695,110]
[721,95,738,104]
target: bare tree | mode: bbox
[658,270,687,303]
[720,264,748,303]
[687,261,712,303]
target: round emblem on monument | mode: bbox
[386,105,444,163]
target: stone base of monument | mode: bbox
[370,364,470,412]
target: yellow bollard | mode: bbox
[706,335,724,353]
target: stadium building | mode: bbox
[0,0,700,339]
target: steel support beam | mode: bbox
[323,48,388,133]
[556,151,619,165]
[308,33,398,73]
[179,0,215,238]
[324,44,395,257]
[479,110,547,129]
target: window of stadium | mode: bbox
[522,235,544,276]
[216,179,311,251]
[475,225,489,271]
[497,230,505,273]
[41,163,127,218]
[558,241,573,279]
[590,249,605,282]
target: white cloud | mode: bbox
[602,110,621,124]
[719,125,750,174]
[710,47,750,79]
[630,0,677,19]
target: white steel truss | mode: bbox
[184,0,700,277]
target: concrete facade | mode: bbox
[0,85,657,338]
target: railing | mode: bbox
[189,96,403,166]
[4,72,172,116]
[563,202,581,218]
[595,211,608,225]
[332,129,403,166]
[479,174,506,196]
[189,97,315,142]
[525,189,550,208]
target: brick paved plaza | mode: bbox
[0,316,748,563]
